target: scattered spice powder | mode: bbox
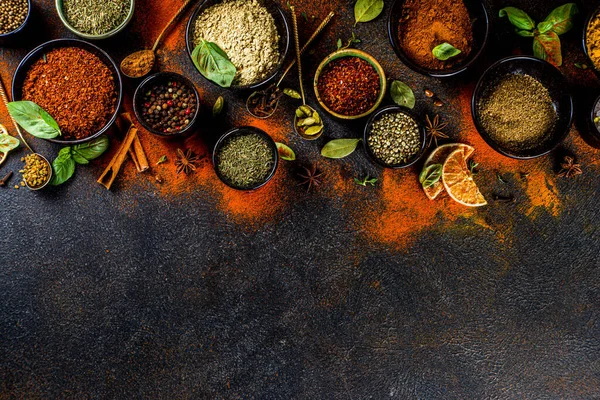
[317,57,380,116]
[398,0,473,70]
[22,47,117,140]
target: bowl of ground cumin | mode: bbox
[12,39,122,144]
[472,56,573,159]
[388,0,489,78]
[185,0,290,89]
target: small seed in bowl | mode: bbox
[0,0,28,35]
[368,112,421,166]
[20,154,51,188]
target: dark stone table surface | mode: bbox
[1,0,600,398]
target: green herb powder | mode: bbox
[63,0,129,35]
[217,133,275,188]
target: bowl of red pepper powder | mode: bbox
[314,49,386,120]
[12,38,122,144]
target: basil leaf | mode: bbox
[499,7,535,31]
[354,0,384,24]
[390,80,415,109]
[50,149,75,186]
[516,29,535,37]
[419,164,442,189]
[71,152,89,165]
[533,31,562,66]
[7,101,61,139]
[537,3,578,35]
[432,43,462,61]
[72,135,110,161]
[276,142,296,161]
[192,39,237,88]
[0,134,20,153]
[321,138,361,159]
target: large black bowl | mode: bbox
[212,126,279,191]
[388,0,489,78]
[185,0,290,90]
[472,56,573,160]
[12,38,123,145]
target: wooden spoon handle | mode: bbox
[290,7,305,105]
[152,0,194,52]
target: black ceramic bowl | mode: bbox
[185,0,290,90]
[0,0,32,44]
[472,56,574,159]
[388,0,489,78]
[12,38,123,145]
[590,95,600,142]
[133,72,200,138]
[213,126,279,191]
[583,4,600,74]
[363,105,427,169]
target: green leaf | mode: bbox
[538,3,578,35]
[337,38,342,49]
[321,138,361,159]
[72,135,110,162]
[275,142,296,161]
[355,176,377,186]
[516,29,535,37]
[499,7,535,31]
[432,43,462,61]
[390,80,415,109]
[7,101,61,139]
[50,148,76,186]
[71,152,89,165]
[156,155,168,165]
[192,39,237,88]
[533,31,562,66]
[354,0,384,24]
[213,96,224,116]
[283,88,301,99]
[0,134,20,153]
[419,164,442,189]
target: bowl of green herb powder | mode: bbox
[186,0,290,89]
[56,0,134,39]
[213,126,279,191]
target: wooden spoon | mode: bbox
[120,0,193,79]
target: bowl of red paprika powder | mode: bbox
[388,0,489,78]
[12,39,123,145]
[314,49,386,120]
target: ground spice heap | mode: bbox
[0,0,28,34]
[194,0,280,86]
[138,79,197,135]
[216,133,274,189]
[317,57,380,116]
[62,0,129,35]
[478,74,556,151]
[586,11,600,70]
[368,112,421,166]
[22,47,117,140]
[398,0,473,70]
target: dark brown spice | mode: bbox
[558,156,582,178]
[0,171,13,186]
[425,114,449,147]
[297,164,323,192]
[175,148,199,175]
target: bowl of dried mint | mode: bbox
[213,126,278,191]
[186,0,290,89]
[56,0,134,40]
[364,105,426,169]
[472,56,573,159]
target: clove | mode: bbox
[0,171,13,186]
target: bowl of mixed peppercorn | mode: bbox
[0,0,31,43]
[133,72,200,138]
[314,49,386,120]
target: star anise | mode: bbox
[558,156,582,178]
[175,148,199,175]
[297,164,324,192]
[425,114,449,147]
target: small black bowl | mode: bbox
[212,126,279,191]
[472,56,574,160]
[185,0,290,90]
[12,38,123,145]
[583,4,600,75]
[590,95,600,142]
[363,105,427,169]
[0,0,32,44]
[133,72,200,138]
[388,0,489,78]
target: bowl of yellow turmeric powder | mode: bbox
[584,5,600,72]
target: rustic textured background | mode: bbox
[1,0,600,398]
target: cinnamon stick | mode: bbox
[115,112,149,173]
[97,125,138,190]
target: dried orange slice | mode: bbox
[442,149,487,207]
[421,143,474,200]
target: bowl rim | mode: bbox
[12,38,124,145]
[133,72,201,138]
[387,0,490,78]
[590,95,600,140]
[184,0,291,91]
[55,0,135,40]
[471,55,574,160]
[0,0,32,38]
[313,48,387,120]
[212,126,279,191]
[363,105,427,169]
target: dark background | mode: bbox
[2,0,600,398]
